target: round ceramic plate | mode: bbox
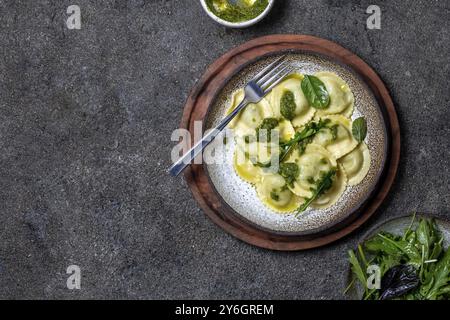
[345,214,450,300]
[181,35,400,250]
[205,53,386,234]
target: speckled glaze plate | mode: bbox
[206,53,386,234]
[182,35,400,250]
[345,214,450,300]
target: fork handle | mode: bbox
[168,98,248,176]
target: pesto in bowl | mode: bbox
[201,0,273,28]
[205,0,269,23]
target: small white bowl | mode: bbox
[200,0,275,28]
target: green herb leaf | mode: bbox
[348,249,367,291]
[279,118,331,161]
[352,117,367,142]
[301,75,330,109]
[380,264,420,300]
[295,169,336,215]
[421,248,450,299]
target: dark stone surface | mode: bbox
[0,0,448,299]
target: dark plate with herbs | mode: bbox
[181,35,400,250]
[346,214,450,300]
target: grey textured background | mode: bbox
[0,0,448,299]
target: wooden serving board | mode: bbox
[180,35,400,250]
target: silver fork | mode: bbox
[168,55,292,176]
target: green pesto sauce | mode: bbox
[270,190,279,201]
[279,162,299,187]
[280,90,296,120]
[205,0,269,23]
[256,117,278,142]
[329,124,339,141]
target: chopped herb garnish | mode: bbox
[330,124,339,141]
[256,117,279,142]
[280,90,296,120]
[279,162,299,187]
[270,191,279,201]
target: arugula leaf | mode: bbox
[416,219,436,262]
[279,119,331,161]
[352,117,367,142]
[421,248,450,299]
[348,249,368,294]
[377,233,421,267]
[295,169,336,215]
[365,233,404,257]
[301,75,330,109]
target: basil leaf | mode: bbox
[301,75,330,109]
[352,117,367,142]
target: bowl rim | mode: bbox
[199,0,275,28]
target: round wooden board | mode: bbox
[180,35,400,251]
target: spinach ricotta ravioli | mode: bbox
[227,70,371,216]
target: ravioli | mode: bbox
[314,72,354,116]
[235,138,280,169]
[286,144,337,198]
[226,68,370,216]
[312,114,358,159]
[339,142,371,186]
[256,173,303,212]
[233,149,263,184]
[277,118,296,142]
[269,73,316,127]
[338,101,354,118]
[227,89,273,136]
[311,164,347,209]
